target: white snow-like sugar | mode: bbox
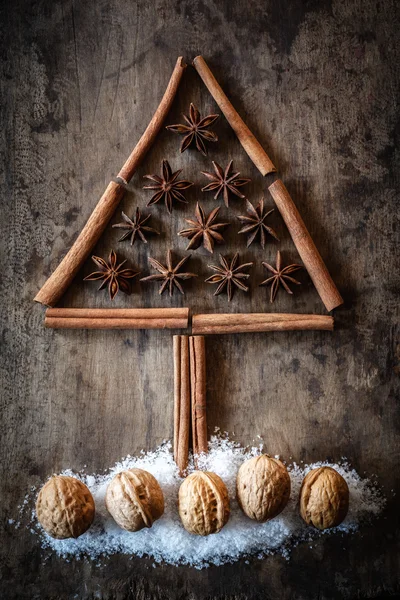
[27,436,385,568]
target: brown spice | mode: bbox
[44,307,189,331]
[268,179,344,311]
[260,250,303,303]
[143,159,193,214]
[192,312,334,335]
[192,56,276,175]
[201,160,250,207]
[112,209,159,246]
[173,335,191,476]
[140,250,197,296]
[205,253,253,302]
[189,336,207,462]
[46,307,189,319]
[237,198,279,249]
[166,102,219,156]
[83,250,140,301]
[178,203,229,254]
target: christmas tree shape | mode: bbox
[34,55,342,334]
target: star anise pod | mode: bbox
[83,250,140,301]
[112,208,159,246]
[143,159,194,214]
[140,250,197,296]
[166,103,219,156]
[178,202,229,254]
[201,160,251,207]
[260,250,303,303]
[237,197,279,249]
[205,252,253,302]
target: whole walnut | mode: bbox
[299,466,349,530]
[36,475,95,539]
[236,454,291,522]
[105,468,164,532]
[178,471,230,536]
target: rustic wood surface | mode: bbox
[1,0,399,598]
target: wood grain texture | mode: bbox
[0,0,399,599]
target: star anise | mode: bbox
[112,208,159,246]
[83,250,140,301]
[178,202,229,254]
[237,197,279,249]
[205,253,253,302]
[260,250,303,303]
[140,250,197,296]
[201,160,251,207]
[143,159,194,214]
[166,103,219,156]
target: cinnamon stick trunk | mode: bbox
[173,335,191,476]
[189,336,208,463]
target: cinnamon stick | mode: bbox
[173,335,191,476]
[34,181,125,308]
[269,180,343,312]
[34,57,186,308]
[118,57,186,183]
[46,307,189,320]
[192,313,333,335]
[45,318,188,330]
[189,336,207,462]
[193,55,276,176]
[193,57,342,313]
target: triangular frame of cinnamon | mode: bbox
[34,54,342,314]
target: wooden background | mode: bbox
[1,0,399,598]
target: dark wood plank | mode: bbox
[1,0,399,598]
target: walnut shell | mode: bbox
[178,471,230,536]
[36,475,95,539]
[236,454,291,522]
[299,466,349,530]
[105,468,164,532]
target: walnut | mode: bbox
[105,468,164,532]
[36,475,95,539]
[178,471,230,536]
[236,454,291,522]
[299,466,349,530]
